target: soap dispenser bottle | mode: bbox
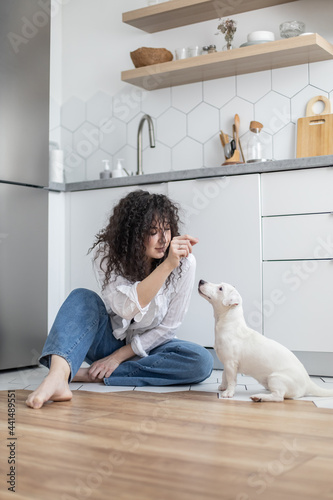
[112,159,126,178]
[100,159,111,179]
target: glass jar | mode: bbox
[208,44,217,53]
[280,20,305,38]
[247,121,265,162]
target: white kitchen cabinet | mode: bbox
[261,167,333,375]
[167,174,262,347]
[68,183,167,294]
[263,260,333,352]
[261,167,333,216]
[263,213,333,261]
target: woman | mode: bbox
[26,190,213,409]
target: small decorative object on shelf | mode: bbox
[202,44,217,55]
[216,18,237,51]
[130,47,173,68]
[280,20,305,38]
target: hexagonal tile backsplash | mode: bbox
[52,60,333,182]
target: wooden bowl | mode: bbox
[130,47,173,68]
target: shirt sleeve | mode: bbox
[93,250,150,322]
[130,254,196,357]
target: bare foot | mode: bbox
[26,372,73,409]
[72,368,101,383]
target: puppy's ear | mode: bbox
[222,291,240,307]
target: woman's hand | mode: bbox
[166,234,199,270]
[88,354,120,380]
[136,235,199,309]
[88,344,135,380]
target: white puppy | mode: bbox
[198,279,333,402]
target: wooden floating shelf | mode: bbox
[121,34,333,90]
[122,0,298,33]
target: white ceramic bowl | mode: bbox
[247,31,275,42]
[240,41,274,47]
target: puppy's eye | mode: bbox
[219,287,223,291]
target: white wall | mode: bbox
[49,0,333,182]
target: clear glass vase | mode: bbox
[222,35,234,51]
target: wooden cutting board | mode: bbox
[296,96,333,158]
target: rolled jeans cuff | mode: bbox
[38,351,73,382]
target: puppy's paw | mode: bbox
[218,383,227,392]
[250,394,263,402]
[220,389,234,398]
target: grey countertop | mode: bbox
[48,155,333,192]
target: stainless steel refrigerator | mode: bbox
[0,0,50,370]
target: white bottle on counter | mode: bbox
[112,159,126,178]
[100,159,111,179]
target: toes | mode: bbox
[26,395,44,409]
[25,379,73,409]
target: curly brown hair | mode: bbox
[90,190,181,289]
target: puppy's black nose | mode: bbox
[199,279,206,286]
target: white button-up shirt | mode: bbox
[93,250,196,357]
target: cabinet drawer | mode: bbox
[262,167,333,216]
[263,213,333,260]
[263,260,333,352]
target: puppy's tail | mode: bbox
[305,380,333,397]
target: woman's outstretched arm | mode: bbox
[136,234,198,308]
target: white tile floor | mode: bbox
[1,365,333,408]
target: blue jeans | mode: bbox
[39,288,213,386]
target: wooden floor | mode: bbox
[1,389,333,500]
